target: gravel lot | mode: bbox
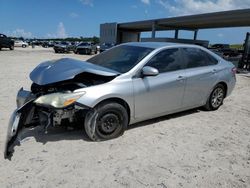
[0,47,250,188]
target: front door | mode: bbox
[133,48,187,119]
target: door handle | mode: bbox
[176,76,185,81]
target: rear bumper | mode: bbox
[54,47,69,52]
[226,76,236,97]
[76,48,92,54]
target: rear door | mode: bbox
[181,48,219,108]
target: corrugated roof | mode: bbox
[118,9,250,31]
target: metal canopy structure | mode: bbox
[100,9,250,45]
[118,9,250,32]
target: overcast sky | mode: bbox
[0,0,250,44]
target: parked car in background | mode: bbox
[42,41,54,48]
[5,42,236,159]
[53,42,74,53]
[14,40,29,48]
[210,43,240,57]
[74,42,98,55]
[100,43,115,52]
[211,44,230,49]
[0,34,14,50]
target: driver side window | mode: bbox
[146,48,184,73]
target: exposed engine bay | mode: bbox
[31,72,115,126]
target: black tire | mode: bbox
[84,102,128,141]
[204,84,225,111]
[54,50,58,53]
[9,45,14,50]
[22,44,26,48]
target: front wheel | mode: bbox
[84,102,128,141]
[204,84,225,111]
[9,45,14,50]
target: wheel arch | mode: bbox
[216,81,228,98]
[93,97,131,124]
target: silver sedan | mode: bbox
[5,42,236,158]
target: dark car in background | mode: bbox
[74,42,98,55]
[211,44,230,49]
[210,43,240,57]
[0,34,14,50]
[42,41,55,48]
[100,43,115,52]
[53,42,74,53]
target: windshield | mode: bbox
[101,43,114,47]
[61,42,68,45]
[87,45,153,73]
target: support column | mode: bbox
[152,22,156,38]
[194,30,198,40]
[175,29,179,39]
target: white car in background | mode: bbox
[14,40,28,48]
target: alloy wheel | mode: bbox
[211,87,224,108]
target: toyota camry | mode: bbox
[4,42,236,159]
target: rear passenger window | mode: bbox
[182,48,218,68]
[146,48,184,73]
[205,52,218,65]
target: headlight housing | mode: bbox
[34,92,85,108]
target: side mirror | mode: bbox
[142,66,159,77]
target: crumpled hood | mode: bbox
[30,58,119,85]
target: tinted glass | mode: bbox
[79,42,91,46]
[146,48,183,73]
[88,45,153,73]
[205,52,218,65]
[182,48,218,68]
[61,42,68,45]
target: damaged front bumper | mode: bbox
[4,109,22,159]
[4,88,35,159]
[4,88,88,159]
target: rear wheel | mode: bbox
[22,44,27,48]
[84,102,128,141]
[204,84,225,111]
[9,45,14,50]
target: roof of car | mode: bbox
[122,42,198,49]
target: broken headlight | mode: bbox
[34,92,85,108]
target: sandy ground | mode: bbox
[0,46,250,188]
